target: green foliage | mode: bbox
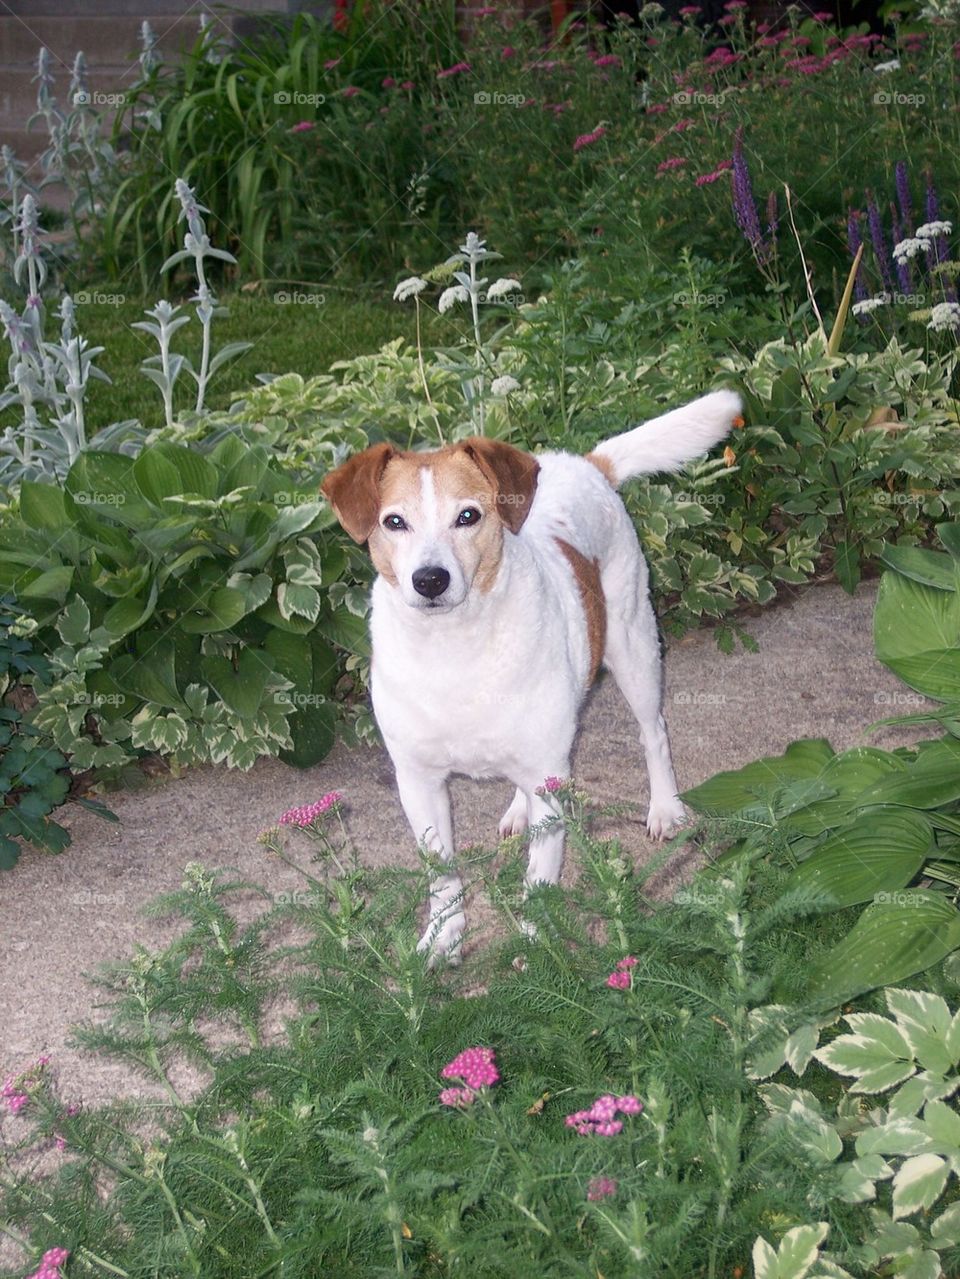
[2,798,958,1278]
[683,520,960,1007]
[0,438,366,779]
[0,597,73,867]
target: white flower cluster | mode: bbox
[486,277,522,301]
[438,284,470,314]
[852,296,887,316]
[892,237,929,265]
[393,276,428,302]
[490,375,520,395]
[928,302,960,332]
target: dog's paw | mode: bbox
[645,796,687,841]
[498,791,529,839]
[416,912,465,968]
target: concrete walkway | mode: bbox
[0,580,934,1106]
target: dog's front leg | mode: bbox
[394,766,464,963]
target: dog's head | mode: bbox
[321,440,540,612]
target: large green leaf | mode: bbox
[19,565,74,602]
[179,586,251,634]
[101,587,159,639]
[111,636,184,710]
[806,892,960,1005]
[200,647,275,720]
[136,442,218,503]
[681,739,836,816]
[786,810,932,910]
[874,571,960,702]
[280,700,336,768]
[20,481,72,533]
[880,544,957,593]
[856,739,960,810]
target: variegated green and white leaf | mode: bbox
[760,1085,823,1117]
[921,1098,960,1153]
[753,1223,829,1279]
[856,1117,937,1159]
[888,1071,956,1120]
[813,1013,914,1093]
[891,1153,949,1218]
[886,989,954,1075]
[837,1153,892,1203]
[811,1260,854,1279]
[931,1199,960,1246]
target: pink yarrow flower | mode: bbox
[606,955,637,987]
[437,61,471,79]
[588,1175,618,1200]
[25,1248,70,1279]
[290,120,315,133]
[679,4,701,13]
[439,1085,477,1108]
[341,85,360,97]
[441,1046,499,1089]
[278,792,342,828]
[565,1093,642,1136]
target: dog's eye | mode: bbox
[382,514,407,532]
[456,507,482,528]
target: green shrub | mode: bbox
[682,519,960,1000]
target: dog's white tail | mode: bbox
[588,388,743,487]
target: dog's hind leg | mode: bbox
[603,567,687,840]
[394,765,465,963]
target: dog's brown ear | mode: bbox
[321,442,396,543]
[460,438,539,534]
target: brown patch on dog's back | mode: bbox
[585,451,617,487]
[554,538,606,683]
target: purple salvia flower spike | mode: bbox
[894,160,912,231]
[890,204,913,295]
[866,193,894,293]
[731,128,765,259]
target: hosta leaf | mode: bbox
[891,1153,948,1219]
[785,810,931,910]
[874,571,960,702]
[20,480,71,532]
[179,586,251,634]
[880,544,957,592]
[681,739,836,815]
[806,893,960,1006]
[200,648,275,720]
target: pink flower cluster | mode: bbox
[437,61,471,79]
[2,1055,50,1116]
[541,776,564,793]
[565,1093,642,1136]
[695,159,732,187]
[278,792,342,828]
[290,120,315,133]
[657,157,686,174]
[441,1046,499,1088]
[573,126,606,153]
[25,1249,69,1279]
[439,1046,499,1108]
[606,955,637,989]
[587,1175,618,1200]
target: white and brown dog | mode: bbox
[321,389,742,960]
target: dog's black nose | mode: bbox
[412,566,451,599]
